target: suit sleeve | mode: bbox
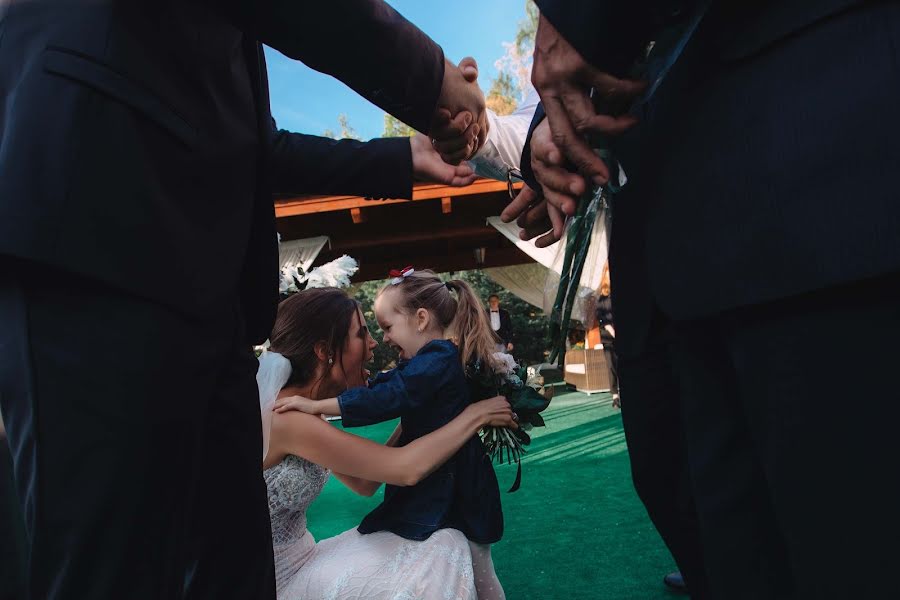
[535,0,680,76]
[501,310,514,344]
[337,345,454,427]
[519,102,546,190]
[268,121,413,199]
[211,0,445,133]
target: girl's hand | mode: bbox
[466,395,518,429]
[273,396,318,415]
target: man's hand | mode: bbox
[410,133,477,187]
[506,342,514,352]
[430,57,487,165]
[501,118,579,247]
[532,14,644,194]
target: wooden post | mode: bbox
[350,207,367,224]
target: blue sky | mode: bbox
[264,0,528,140]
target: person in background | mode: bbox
[486,294,514,353]
[596,262,619,408]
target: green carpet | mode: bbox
[306,389,679,599]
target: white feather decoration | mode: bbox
[302,255,359,289]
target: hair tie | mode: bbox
[388,266,414,285]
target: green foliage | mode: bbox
[489,71,518,101]
[487,1,539,113]
[352,279,400,371]
[338,114,359,140]
[516,2,539,53]
[352,269,551,372]
[453,269,550,368]
[323,113,360,140]
[486,72,519,116]
[382,113,416,138]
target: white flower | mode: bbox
[492,352,517,375]
[303,255,359,289]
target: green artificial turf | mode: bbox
[306,389,680,599]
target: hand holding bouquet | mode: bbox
[469,352,551,492]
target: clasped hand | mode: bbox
[502,14,646,246]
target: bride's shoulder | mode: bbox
[271,409,329,435]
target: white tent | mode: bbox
[278,235,330,271]
[484,214,609,324]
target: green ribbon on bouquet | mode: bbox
[547,150,619,365]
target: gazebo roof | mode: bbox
[275,178,529,281]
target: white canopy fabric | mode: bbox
[278,236,330,271]
[485,212,609,326]
[482,263,548,309]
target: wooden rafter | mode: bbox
[274,178,521,218]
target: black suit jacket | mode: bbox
[0,0,444,344]
[532,0,894,356]
[487,308,514,346]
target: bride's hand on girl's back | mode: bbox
[467,396,517,428]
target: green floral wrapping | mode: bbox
[468,354,551,492]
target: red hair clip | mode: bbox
[389,266,415,284]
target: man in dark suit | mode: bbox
[487,294,514,351]
[0,421,27,600]
[510,1,900,597]
[0,2,486,599]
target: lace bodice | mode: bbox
[265,454,330,546]
[262,454,481,600]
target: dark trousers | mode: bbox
[0,432,28,600]
[618,324,709,599]
[602,343,619,396]
[675,273,900,599]
[0,266,274,600]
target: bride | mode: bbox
[258,287,515,599]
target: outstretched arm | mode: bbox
[267,397,514,494]
[213,0,485,148]
[331,424,403,496]
[275,345,459,427]
[268,124,477,199]
[273,396,340,417]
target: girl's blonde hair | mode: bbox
[378,269,498,369]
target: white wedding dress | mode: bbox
[264,454,477,600]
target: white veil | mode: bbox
[256,350,293,462]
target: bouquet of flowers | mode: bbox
[469,352,551,492]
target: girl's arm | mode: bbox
[268,397,513,491]
[274,396,340,416]
[276,344,458,426]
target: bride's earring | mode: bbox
[328,356,334,365]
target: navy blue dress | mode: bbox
[338,339,503,544]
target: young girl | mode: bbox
[275,268,508,599]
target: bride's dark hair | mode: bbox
[268,287,361,388]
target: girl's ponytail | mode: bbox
[445,279,499,369]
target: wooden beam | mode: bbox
[441,196,452,214]
[274,178,523,218]
[350,207,367,224]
